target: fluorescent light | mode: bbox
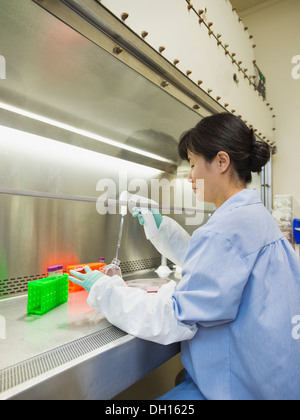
[0,102,174,164]
[0,124,161,176]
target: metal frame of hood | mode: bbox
[32,0,225,119]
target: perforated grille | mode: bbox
[0,258,163,299]
[0,327,127,394]
[120,257,162,274]
[0,274,46,299]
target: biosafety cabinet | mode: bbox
[0,0,275,399]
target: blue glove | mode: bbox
[68,266,104,292]
[132,207,163,229]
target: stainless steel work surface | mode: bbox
[0,290,111,371]
[0,269,180,399]
[0,269,177,370]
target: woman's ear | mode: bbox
[216,151,231,174]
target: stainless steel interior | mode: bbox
[0,0,212,297]
[0,0,202,172]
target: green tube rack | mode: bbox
[27,274,69,315]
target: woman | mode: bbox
[70,113,300,400]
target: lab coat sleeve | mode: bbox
[173,228,251,327]
[149,216,191,267]
[87,275,197,345]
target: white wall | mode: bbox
[241,0,300,206]
[101,0,274,140]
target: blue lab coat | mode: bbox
[168,189,300,400]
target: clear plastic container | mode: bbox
[56,265,63,276]
[47,265,63,278]
[127,278,169,293]
[104,258,122,277]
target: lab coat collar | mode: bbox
[212,189,262,217]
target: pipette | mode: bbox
[115,214,125,261]
[115,191,161,262]
[115,192,129,261]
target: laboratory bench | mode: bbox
[0,269,180,400]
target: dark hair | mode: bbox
[178,113,271,184]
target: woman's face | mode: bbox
[187,149,245,208]
[187,151,219,204]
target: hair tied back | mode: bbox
[249,140,271,173]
